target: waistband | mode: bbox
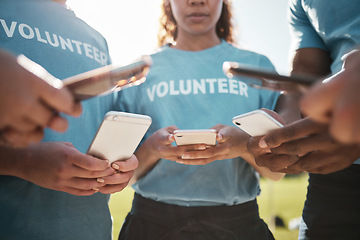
[309,164,360,185]
[130,193,260,224]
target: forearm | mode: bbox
[274,48,332,125]
[275,93,302,124]
[0,145,26,177]
[291,48,332,77]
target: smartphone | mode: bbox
[232,110,283,137]
[63,56,152,101]
[173,129,217,146]
[87,111,152,162]
[223,61,318,92]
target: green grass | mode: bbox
[109,174,308,240]
[257,174,308,239]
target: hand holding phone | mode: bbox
[232,110,283,137]
[87,111,152,162]
[173,129,217,146]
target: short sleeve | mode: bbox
[288,0,328,51]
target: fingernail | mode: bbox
[93,187,99,193]
[264,148,272,153]
[259,139,268,148]
[97,178,105,183]
[106,160,111,167]
[198,145,206,150]
[176,160,185,164]
[181,153,191,159]
[112,163,120,170]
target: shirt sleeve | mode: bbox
[288,0,328,51]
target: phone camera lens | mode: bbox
[235,122,241,126]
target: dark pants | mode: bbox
[118,193,274,240]
[299,165,360,240]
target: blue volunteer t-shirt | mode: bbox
[289,0,360,164]
[118,41,281,207]
[288,0,360,74]
[0,0,115,239]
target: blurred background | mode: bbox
[67,1,307,239]
[68,0,291,74]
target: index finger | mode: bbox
[39,82,81,117]
[247,136,271,157]
[158,125,179,145]
[259,118,327,148]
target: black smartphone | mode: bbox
[223,61,319,92]
[63,56,152,101]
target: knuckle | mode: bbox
[284,126,297,140]
[55,164,67,178]
[265,134,280,147]
[20,100,33,112]
[284,143,300,154]
[269,165,281,172]
[271,163,284,172]
[84,181,98,190]
[88,170,100,178]
[56,182,68,192]
[297,160,312,172]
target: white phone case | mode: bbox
[173,129,217,146]
[87,111,151,162]
[232,110,283,136]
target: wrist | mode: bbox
[0,146,27,178]
[144,135,163,160]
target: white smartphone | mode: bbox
[232,110,283,137]
[173,129,217,146]
[87,111,152,162]
[63,56,152,101]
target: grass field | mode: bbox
[109,174,308,240]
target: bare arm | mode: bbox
[272,47,332,125]
[290,48,332,77]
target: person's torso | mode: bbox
[0,1,114,239]
[300,0,360,73]
[117,41,280,207]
